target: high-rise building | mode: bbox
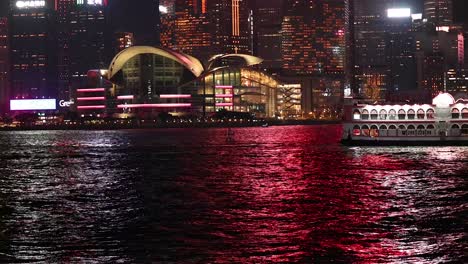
[281,0,347,75]
[0,17,9,112]
[9,0,58,99]
[162,0,251,61]
[252,0,284,71]
[115,32,134,53]
[55,0,111,101]
[424,0,453,26]
[353,0,422,100]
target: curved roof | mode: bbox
[207,53,264,70]
[108,46,205,80]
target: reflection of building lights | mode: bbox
[77,105,106,110]
[117,103,192,108]
[159,94,192,99]
[77,88,106,93]
[77,97,106,101]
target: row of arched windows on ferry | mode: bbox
[353,108,468,120]
[353,124,468,137]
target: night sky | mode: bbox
[0,0,467,27]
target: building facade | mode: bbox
[9,0,57,99]
[424,0,453,27]
[0,17,9,113]
[77,46,281,118]
[161,0,251,62]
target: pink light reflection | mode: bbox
[117,95,135,100]
[215,85,234,89]
[117,103,192,108]
[76,88,106,93]
[159,94,192,99]
[77,105,106,109]
[215,94,233,98]
[77,97,106,101]
[216,103,234,107]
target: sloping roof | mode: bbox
[107,46,205,80]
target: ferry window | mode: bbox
[362,125,370,136]
[462,124,468,136]
[389,125,397,130]
[388,109,397,120]
[462,108,468,119]
[370,125,379,137]
[398,109,406,120]
[362,110,369,120]
[427,109,435,119]
[379,110,387,120]
[353,125,361,136]
[353,110,361,120]
[452,108,460,119]
[379,125,388,130]
[407,109,415,120]
[427,125,435,129]
[417,109,425,119]
[417,125,425,136]
[408,125,415,130]
[370,110,378,120]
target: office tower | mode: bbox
[9,0,58,99]
[0,18,9,112]
[56,0,111,100]
[162,0,251,61]
[424,0,453,26]
[252,0,284,71]
[353,0,422,100]
[115,32,134,53]
[281,0,347,75]
[207,0,251,55]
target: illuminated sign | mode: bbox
[59,99,75,108]
[16,1,46,8]
[10,99,56,111]
[87,0,104,5]
[458,33,464,65]
[159,5,168,14]
[387,8,411,18]
[411,13,422,21]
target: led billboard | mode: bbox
[10,99,57,111]
[15,1,46,8]
[387,8,411,18]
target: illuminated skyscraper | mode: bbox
[0,17,9,112]
[252,0,284,71]
[424,0,453,26]
[281,0,347,75]
[56,0,111,100]
[9,0,58,98]
[162,0,251,61]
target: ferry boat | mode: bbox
[342,92,468,145]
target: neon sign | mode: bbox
[16,1,46,8]
[10,99,56,111]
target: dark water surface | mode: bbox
[0,125,466,263]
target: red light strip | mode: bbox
[159,94,192,99]
[117,103,192,109]
[77,105,106,110]
[215,85,234,89]
[117,95,135,100]
[216,103,234,107]
[215,94,233,98]
[77,97,106,101]
[77,88,105,93]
